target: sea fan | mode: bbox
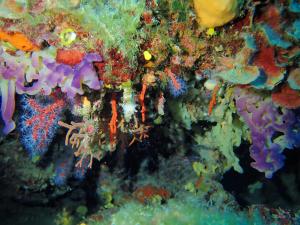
[168,75,187,97]
[18,94,65,159]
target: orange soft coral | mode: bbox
[56,49,85,66]
[0,29,39,51]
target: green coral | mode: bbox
[168,100,192,130]
[193,90,248,173]
[70,0,145,64]
[87,195,267,225]
[55,208,74,225]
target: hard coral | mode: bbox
[272,84,300,109]
[58,119,102,168]
[252,41,285,88]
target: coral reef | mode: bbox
[0,0,300,224]
[87,194,268,225]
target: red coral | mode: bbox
[109,93,118,149]
[25,95,65,143]
[253,41,284,78]
[233,12,251,31]
[95,49,135,85]
[255,5,281,30]
[133,185,171,204]
[143,11,153,24]
[272,84,300,109]
[56,49,85,66]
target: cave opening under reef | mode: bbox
[1,0,300,224]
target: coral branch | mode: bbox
[58,120,100,168]
[208,84,220,115]
[109,94,118,149]
[139,84,147,123]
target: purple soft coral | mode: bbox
[234,87,300,178]
[250,144,285,179]
[0,47,103,134]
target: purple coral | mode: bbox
[0,47,103,134]
[234,87,300,178]
[250,144,285,179]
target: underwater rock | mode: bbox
[289,0,300,13]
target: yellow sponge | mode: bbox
[193,0,241,28]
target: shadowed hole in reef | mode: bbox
[222,142,300,210]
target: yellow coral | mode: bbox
[59,28,76,47]
[82,96,91,109]
[193,0,242,28]
[143,50,152,61]
[206,28,217,36]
